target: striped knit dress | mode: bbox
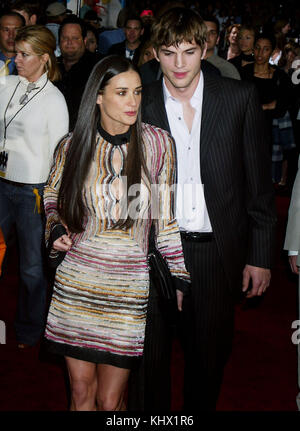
[44,122,190,368]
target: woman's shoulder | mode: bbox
[40,80,68,112]
[54,132,73,155]
[44,79,66,100]
[142,122,171,142]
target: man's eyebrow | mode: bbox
[161,47,197,52]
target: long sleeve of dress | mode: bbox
[44,134,71,253]
[146,124,190,287]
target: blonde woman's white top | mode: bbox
[0,72,69,184]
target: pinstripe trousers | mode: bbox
[128,236,236,411]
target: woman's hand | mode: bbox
[53,234,72,252]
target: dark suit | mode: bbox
[108,40,141,65]
[128,71,277,411]
[55,51,101,130]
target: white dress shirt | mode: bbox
[163,72,212,232]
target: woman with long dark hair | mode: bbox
[43,55,189,411]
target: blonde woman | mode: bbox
[0,25,69,349]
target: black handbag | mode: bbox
[47,224,67,269]
[148,225,176,301]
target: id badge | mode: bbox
[0,149,9,178]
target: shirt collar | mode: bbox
[19,71,48,88]
[0,51,15,62]
[163,71,204,105]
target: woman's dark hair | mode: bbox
[254,32,277,52]
[57,55,149,233]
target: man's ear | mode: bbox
[29,14,37,25]
[140,28,144,36]
[153,47,160,62]
[201,42,207,60]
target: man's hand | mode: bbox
[176,289,183,311]
[242,264,271,298]
[289,255,299,274]
[262,100,277,110]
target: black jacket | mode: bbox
[141,72,277,289]
[108,40,142,65]
[55,51,101,130]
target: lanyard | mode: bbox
[2,79,48,148]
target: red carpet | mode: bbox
[0,195,298,411]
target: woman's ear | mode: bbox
[96,94,102,105]
[41,53,49,66]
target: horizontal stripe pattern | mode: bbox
[44,123,190,364]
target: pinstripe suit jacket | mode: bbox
[142,71,277,289]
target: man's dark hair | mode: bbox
[151,7,207,52]
[58,14,87,41]
[0,10,26,26]
[202,15,220,35]
[124,15,144,29]
[11,1,40,19]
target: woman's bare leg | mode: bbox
[65,356,97,411]
[96,364,130,411]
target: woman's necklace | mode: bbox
[254,65,273,78]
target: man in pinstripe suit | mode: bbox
[128,8,277,411]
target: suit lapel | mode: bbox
[200,71,222,165]
[144,79,170,133]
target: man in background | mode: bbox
[55,15,100,130]
[203,15,240,79]
[108,15,144,65]
[12,1,40,26]
[45,2,71,57]
[0,11,25,76]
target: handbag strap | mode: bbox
[148,223,157,254]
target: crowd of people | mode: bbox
[0,0,299,413]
